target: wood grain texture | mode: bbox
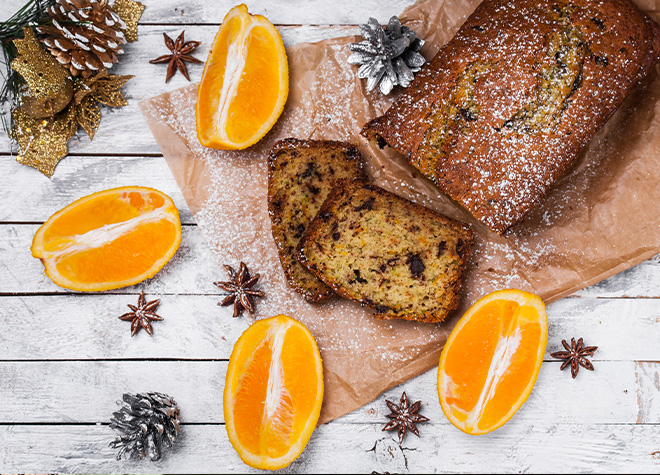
[0,295,658,359]
[0,155,194,224]
[0,359,636,424]
[2,423,660,474]
[2,0,660,472]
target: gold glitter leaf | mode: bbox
[12,107,76,177]
[112,0,145,43]
[91,73,133,107]
[69,71,132,139]
[11,28,73,118]
[75,93,102,140]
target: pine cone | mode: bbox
[109,392,181,461]
[37,0,127,78]
[348,16,426,95]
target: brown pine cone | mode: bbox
[37,0,127,78]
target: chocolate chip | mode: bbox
[320,210,333,221]
[591,17,605,30]
[593,55,609,66]
[456,239,468,259]
[307,184,320,195]
[437,241,447,257]
[472,25,485,32]
[350,269,367,284]
[458,107,477,122]
[355,197,375,211]
[332,232,340,241]
[376,136,387,149]
[293,223,306,239]
[406,254,425,277]
[301,162,315,178]
[376,305,390,314]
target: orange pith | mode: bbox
[196,4,288,150]
[224,315,324,470]
[438,289,548,435]
[31,186,181,292]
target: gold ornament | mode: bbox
[12,106,77,177]
[71,71,133,140]
[10,28,73,118]
[112,0,145,43]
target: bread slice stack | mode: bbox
[268,138,366,302]
[298,180,473,323]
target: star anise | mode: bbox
[550,337,598,379]
[214,262,265,317]
[382,391,429,445]
[149,31,202,83]
[119,292,163,337]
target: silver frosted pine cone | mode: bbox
[348,16,426,95]
[109,392,181,461]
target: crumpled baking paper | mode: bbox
[140,0,660,423]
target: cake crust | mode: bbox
[362,0,660,233]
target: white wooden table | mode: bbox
[1,0,660,473]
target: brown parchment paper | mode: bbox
[140,0,660,423]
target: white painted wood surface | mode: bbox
[1,0,660,473]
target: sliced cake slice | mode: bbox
[298,180,473,322]
[268,138,367,302]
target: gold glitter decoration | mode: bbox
[12,107,77,177]
[11,28,73,118]
[71,71,133,140]
[11,66,132,175]
[112,0,145,43]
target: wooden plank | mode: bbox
[2,294,660,358]
[0,360,636,424]
[0,24,358,155]
[2,422,660,474]
[139,0,418,26]
[636,361,660,424]
[0,225,222,294]
[0,155,194,224]
[574,254,660,298]
[3,222,660,297]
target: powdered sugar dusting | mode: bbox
[140,0,660,422]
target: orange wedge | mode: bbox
[31,186,181,292]
[438,289,548,435]
[224,315,324,470]
[196,4,288,150]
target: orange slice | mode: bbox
[196,4,288,150]
[438,289,548,435]
[31,186,181,292]
[224,315,324,470]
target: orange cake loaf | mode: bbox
[363,0,660,233]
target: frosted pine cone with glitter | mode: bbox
[37,0,127,78]
[348,16,426,95]
[109,392,181,461]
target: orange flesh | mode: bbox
[438,290,547,435]
[225,315,323,470]
[196,4,288,150]
[31,187,181,292]
[52,221,178,285]
[225,25,282,143]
